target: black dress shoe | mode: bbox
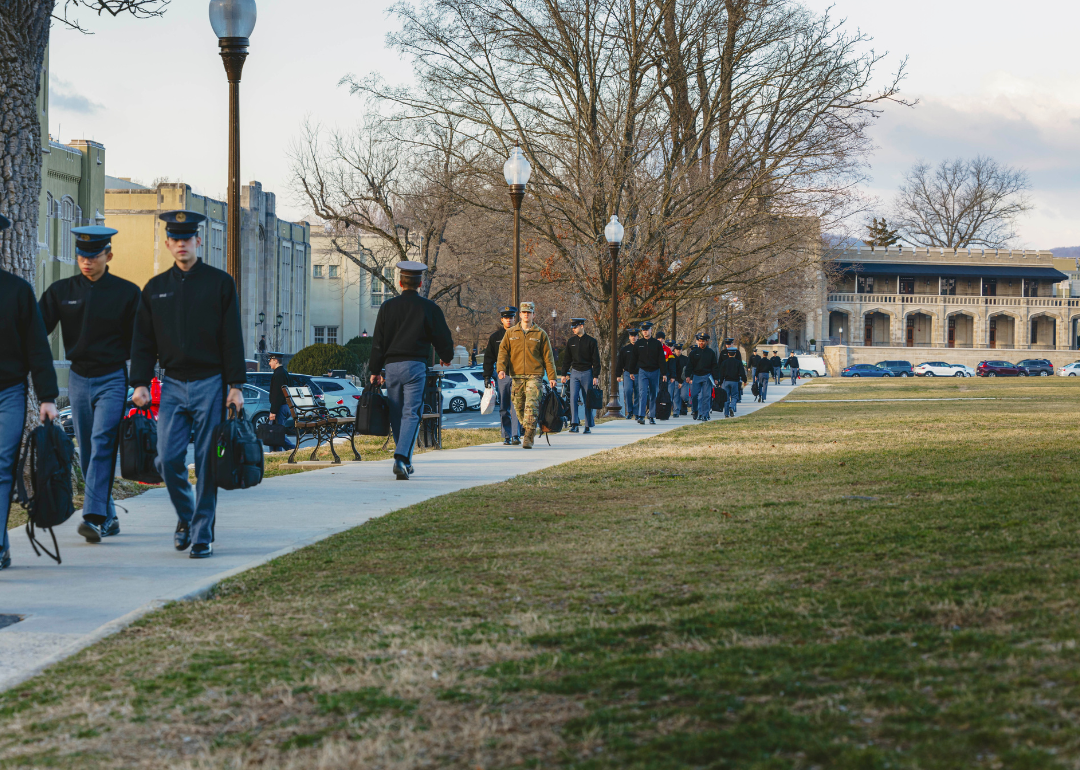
[174,523,191,552]
[637,418,645,425]
[649,418,656,425]
[407,464,414,475]
[0,548,10,570]
[394,459,410,480]
[569,425,579,433]
[504,438,512,445]
[101,518,120,538]
[511,437,521,445]
[583,427,591,434]
[78,520,103,543]
[190,543,213,559]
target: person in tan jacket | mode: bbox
[496,301,557,448]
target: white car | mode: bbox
[915,361,964,377]
[1058,362,1080,377]
[949,364,975,377]
[441,368,489,388]
[311,377,364,416]
[440,380,482,413]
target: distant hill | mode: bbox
[1051,246,1080,260]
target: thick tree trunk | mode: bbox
[0,1,53,285]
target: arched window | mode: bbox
[60,196,75,263]
[44,193,54,250]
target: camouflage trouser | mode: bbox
[511,376,544,447]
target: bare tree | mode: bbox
[891,156,1033,249]
[1,0,168,283]
[345,0,907,394]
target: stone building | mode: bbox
[816,245,1077,372]
[105,181,310,358]
[306,230,388,347]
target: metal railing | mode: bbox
[828,293,1080,309]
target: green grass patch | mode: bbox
[1,378,1078,769]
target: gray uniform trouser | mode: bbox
[670,378,684,415]
[0,383,26,552]
[158,374,224,547]
[69,369,126,525]
[756,372,770,400]
[691,375,713,418]
[619,374,636,417]
[636,368,661,418]
[569,368,595,427]
[386,360,427,464]
[723,380,740,416]
[496,373,519,439]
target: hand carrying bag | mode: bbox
[480,386,497,415]
[119,408,163,484]
[539,385,566,439]
[256,421,289,446]
[354,384,390,436]
[587,384,604,411]
[213,406,264,490]
[15,419,76,564]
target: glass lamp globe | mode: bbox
[604,215,624,245]
[209,0,257,39]
[503,144,532,187]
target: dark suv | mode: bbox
[976,360,1023,377]
[875,360,914,377]
[1017,358,1054,376]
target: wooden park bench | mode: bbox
[281,386,360,464]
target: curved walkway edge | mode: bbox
[0,383,795,692]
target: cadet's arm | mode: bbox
[129,289,158,405]
[543,334,557,387]
[496,331,511,380]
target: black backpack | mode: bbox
[712,387,727,412]
[15,419,76,564]
[119,409,164,484]
[655,385,672,420]
[354,384,390,436]
[213,406,264,490]
[539,386,566,439]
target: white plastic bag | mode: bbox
[480,386,497,415]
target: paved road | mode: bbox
[0,383,797,691]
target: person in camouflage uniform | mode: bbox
[496,301,558,448]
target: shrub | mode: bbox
[288,344,362,377]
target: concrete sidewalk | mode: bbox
[0,382,796,691]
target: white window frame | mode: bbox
[314,326,325,345]
[327,326,338,345]
[313,264,324,278]
[371,266,393,307]
[210,222,225,269]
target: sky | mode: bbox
[47,0,1080,249]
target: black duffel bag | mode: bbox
[15,418,76,564]
[119,408,163,484]
[354,384,390,436]
[712,386,727,412]
[256,421,289,447]
[213,406,264,490]
[587,384,604,411]
[655,384,672,420]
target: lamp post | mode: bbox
[209,0,257,298]
[273,312,282,350]
[603,215,624,417]
[503,142,531,307]
[254,310,265,358]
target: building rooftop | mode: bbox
[828,244,1055,267]
[105,176,151,190]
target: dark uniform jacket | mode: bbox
[368,289,455,374]
[0,270,59,402]
[558,333,601,375]
[718,351,748,383]
[671,353,686,381]
[788,355,800,370]
[749,353,761,373]
[616,343,638,377]
[631,337,666,373]
[770,355,783,372]
[482,327,508,383]
[39,268,141,379]
[130,259,247,388]
[755,356,771,376]
[685,346,718,379]
[269,365,291,413]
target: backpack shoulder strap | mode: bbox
[14,429,34,508]
[25,520,62,565]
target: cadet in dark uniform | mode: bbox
[265,352,295,451]
[684,333,718,420]
[632,321,667,424]
[670,343,686,417]
[754,353,771,401]
[558,318,601,433]
[615,327,638,418]
[39,226,140,543]
[723,338,743,404]
[718,347,747,417]
[368,261,454,479]
[483,307,520,445]
[787,352,800,385]
[130,211,247,559]
[771,351,784,385]
[0,213,59,570]
[749,350,761,382]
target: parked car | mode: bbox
[440,380,482,413]
[311,377,364,416]
[914,361,963,377]
[243,385,273,432]
[1057,362,1080,377]
[246,371,327,406]
[948,364,975,377]
[779,358,818,379]
[441,368,488,387]
[792,355,828,376]
[1017,358,1054,376]
[841,364,892,378]
[876,360,914,377]
[976,360,1024,377]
